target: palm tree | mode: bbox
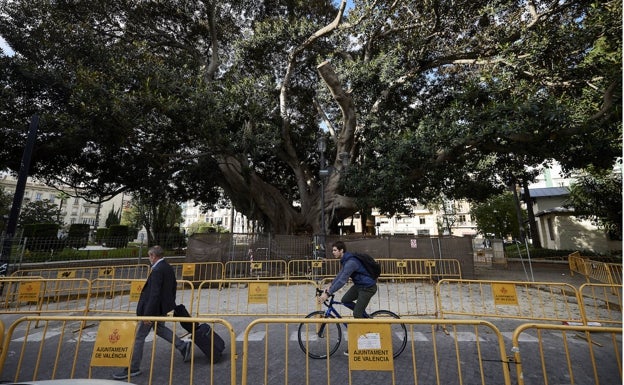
[55,191,71,224]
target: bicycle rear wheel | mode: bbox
[369,310,407,358]
[297,311,342,359]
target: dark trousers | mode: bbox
[341,284,377,318]
[130,321,186,371]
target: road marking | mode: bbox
[501,332,538,342]
[237,330,266,341]
[14,331,61,342]
[408,332,429,341]
[443,332,485,342]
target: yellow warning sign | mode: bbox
[130,281,144,302]
[396,261,407,268]
[182,263,196,277]
[248,282,269,304]
[492,283,519,305]
[250,262,263,270]
[98,267,115,278]
[425,260,436,267]
[57,270,76,279]
[91,320,137,367]
[347,323,394,371]
[311,261,323,268]
[18,281,41,302]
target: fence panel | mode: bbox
[241,318,512,385]
[436,279,584,323]
[512,323,622,385]
[286,258,341,280]
[171,262,224,281]
[11,264,150,281]
[0,277,90,316]
[195,280,319,317]
[224,260,288,279]
[88,279,195,316]
[578,283,623,326]
[0,315,236,385]
[368,278,438,317]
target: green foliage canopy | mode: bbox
[0,0,620,235]
[566,168,622,238]
[18,199,63,227]
[470,192,523,240]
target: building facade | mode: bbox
[0,171,125,232]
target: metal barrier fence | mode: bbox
[0,315,236,385]
[195,280,319,317]
[224,260,288,279]
[436,279,584,323]
[569,251,589,276]
[369,277,439,317]
[286,258,341,280]
[1,315,621,385]
[11,263,151,281]
[171,262,224,281]
[87,279,196,316]
[2,274,621,326]
[511,323,622,385]
[287,258,462,281]
[241,318,512,385]
[8,258,463,283]
[383,258,462,281]
[0,277,91,316]
[578,283,623,326]
[568,251,623,286]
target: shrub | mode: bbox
[105,225,129,248]
[21,223,64,252]
[67,223,91,249]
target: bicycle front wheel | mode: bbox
[297,311,342,359]
[369,310,407,358]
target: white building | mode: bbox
[0,171,125,231]
[180,201,252,233]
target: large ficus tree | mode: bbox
[0,0,620,235]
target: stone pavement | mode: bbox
[474,260,590,287]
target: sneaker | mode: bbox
[182,340,192,362]
[112,368,142,380]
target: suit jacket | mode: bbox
[136,258,177,316]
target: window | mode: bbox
[35,192,43,201]
[417,229,430,236]
[547,218,555,240]
[419,216,426,225]
[49,194,56,203]
[458,214,466,223]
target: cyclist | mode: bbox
[318,241,377,319]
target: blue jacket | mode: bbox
[327,252,376,294]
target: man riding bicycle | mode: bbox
[318,241,377,319]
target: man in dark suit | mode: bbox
[114,245,191,380]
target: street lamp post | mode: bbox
[316,136,349,259]
[317,137,329,258]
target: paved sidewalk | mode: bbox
[474,260,590,287]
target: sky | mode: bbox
[0,36,14,56]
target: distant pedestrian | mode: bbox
[113,245,191,380]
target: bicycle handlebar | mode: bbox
[315,287,335,298]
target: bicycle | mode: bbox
[297,288,407,359]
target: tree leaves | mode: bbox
[0,0,620,234]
